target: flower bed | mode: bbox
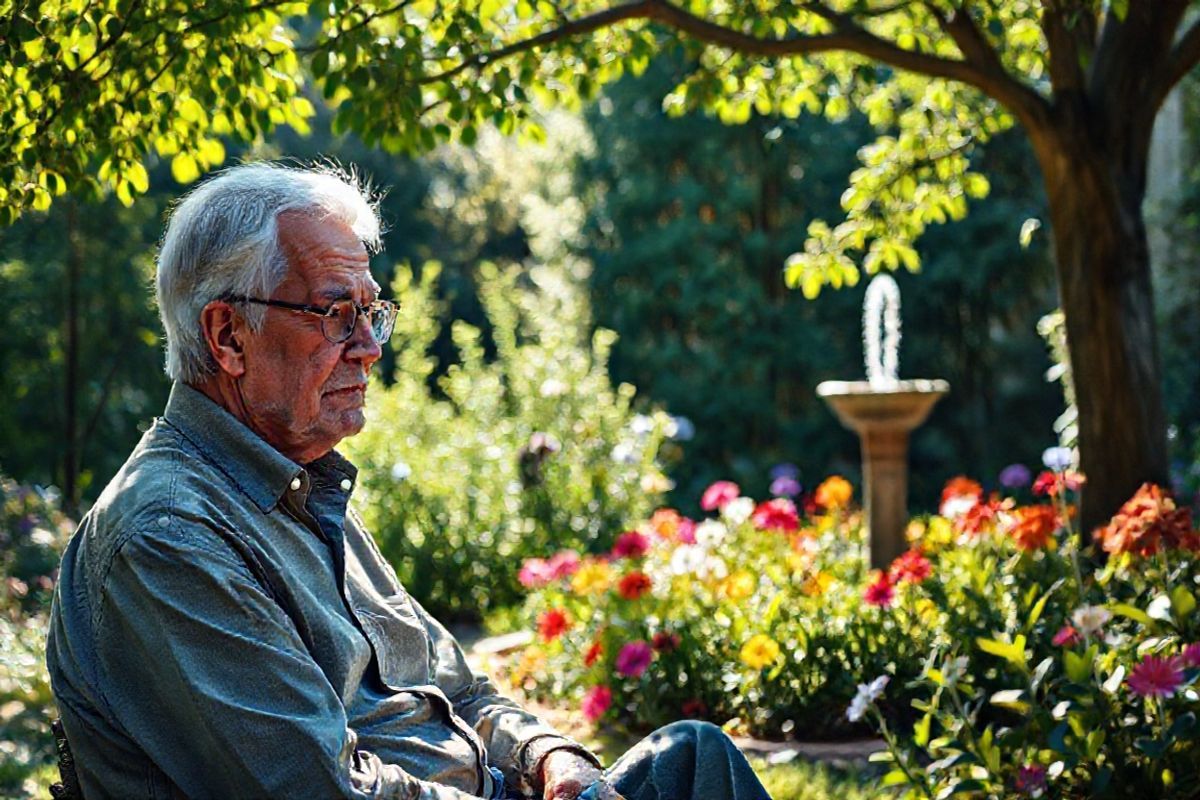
[513,465,1200,797]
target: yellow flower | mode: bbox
[740,634,781,669]
[802,571,834,597]
[640,471,673,494]
[915,598,939,622]
[785,552,810,575]
[814,476,853,510]
[719,570,756,601]
[571,560,614,595]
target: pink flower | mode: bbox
[1014,764,1047,796]
[1052,625,1082,647]
[1127,655,1185,699]
[582,685,613,721]
[700,481,740,512]
[751,498,799,532]
[611,530,651,559]
[518,558,555,588]
[547,550,581,579]
[863,572,895,608]
[615,640,654,678]
[1181,642,1200,668]
[889,549,932,584]
[676,517,697,544]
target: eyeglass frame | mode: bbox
[219,293,399,345]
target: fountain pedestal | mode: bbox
[817,380,949,570]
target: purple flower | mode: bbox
[769,463,801,481]
[1015,764,1047,796]
[615,640,654,678]
[769,476,802,498]
[999,464,1032,490]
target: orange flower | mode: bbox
[814,476,853,510]
[956,495,1012,537]
[1094,483,1197,556]
[649,508,682,539]
[940,476,983,518]
[1008,505,1060,551]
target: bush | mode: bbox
[0,474,73,797]
[346,261,677,620]
[511,460,1200,800]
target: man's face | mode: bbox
[236,210,382,463]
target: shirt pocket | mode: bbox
[354,594,435,689]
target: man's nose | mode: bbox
[343,311,383,370]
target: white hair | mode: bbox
[156,161,382,384]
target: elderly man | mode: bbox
[46,163,772,800]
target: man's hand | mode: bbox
[539,750,603,800]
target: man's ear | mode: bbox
[199,300,248,378]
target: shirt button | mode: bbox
[340,479,352,492]
[290,477,301,491]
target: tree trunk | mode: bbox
[64,200,81,514]
[1032,125,1169,534]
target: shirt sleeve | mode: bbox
[409,597,602,795]
[93,523,478,800]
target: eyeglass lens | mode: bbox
[322,301,396,344]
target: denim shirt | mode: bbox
[46,383,596,799]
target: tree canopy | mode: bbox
[6,0,1199,524]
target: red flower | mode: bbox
[584,640,604,667]
[1015,764,1047,795]
[611,530,651,559]
[1008,505,1059,551]
[1094,483,1198,557]
[582,685,613,721]
[863,572,895,608]
[939,476,983,518]
[615,640,654,678]
[652,631,681,652]
[1052,625,1082,647]
[1033,470,1086,497]
[681,698,708,718]
[700,480,740,512]
[537,608,572,642]
[956,495,1011,537]
[751,498,800,532]
[889,549,932,584]
[617,571,653,600]
[1127,654,1185,699]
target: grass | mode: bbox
[751,757,880,800]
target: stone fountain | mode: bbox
[817,275,949,570]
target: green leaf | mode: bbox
[976,635,1028,671]
[1110,603,1152,626]
[1135,736,1167,758]
[936,779,987,798]
[1019,217,1040,248]
[1064,645,1097,683]
[126,161,149,194]
[990,688,1030,714]
[1102,665,1125,695]
[1169,711,1197,741]
[171,153,200,184]
[1171,586,1196,620]
[913,713,932,747]
[881,769,911,787]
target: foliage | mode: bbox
[576,57,1061,509]
[510,458,1200,800]
[748,757,876,800]
[0,473,73,797]
[345,259,677,619]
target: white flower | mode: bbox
[721,496,755,526]
[670,545,707,576]
[390,461,411,481]
[30,527,56,547]
[611,442,637,464]
[1072,605,1112,638]
[630,414,655,437]
[1042,446,1074,471]
[539,378,568,397]
[939,495,978,520]
[694,520,728,548]
[846,675,890,722]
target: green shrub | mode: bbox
[347,261,676,619]
[0,474,73,798]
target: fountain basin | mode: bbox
[817,379,949,569]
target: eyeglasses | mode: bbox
[221,294,398,345]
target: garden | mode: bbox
[6,2,1200,799]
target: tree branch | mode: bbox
[1161,14,1200,99]
[1040,3,1085,93]
[417,0,1051,129]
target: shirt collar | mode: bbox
[162,382,307,513]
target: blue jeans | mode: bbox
[602,721,772,800]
